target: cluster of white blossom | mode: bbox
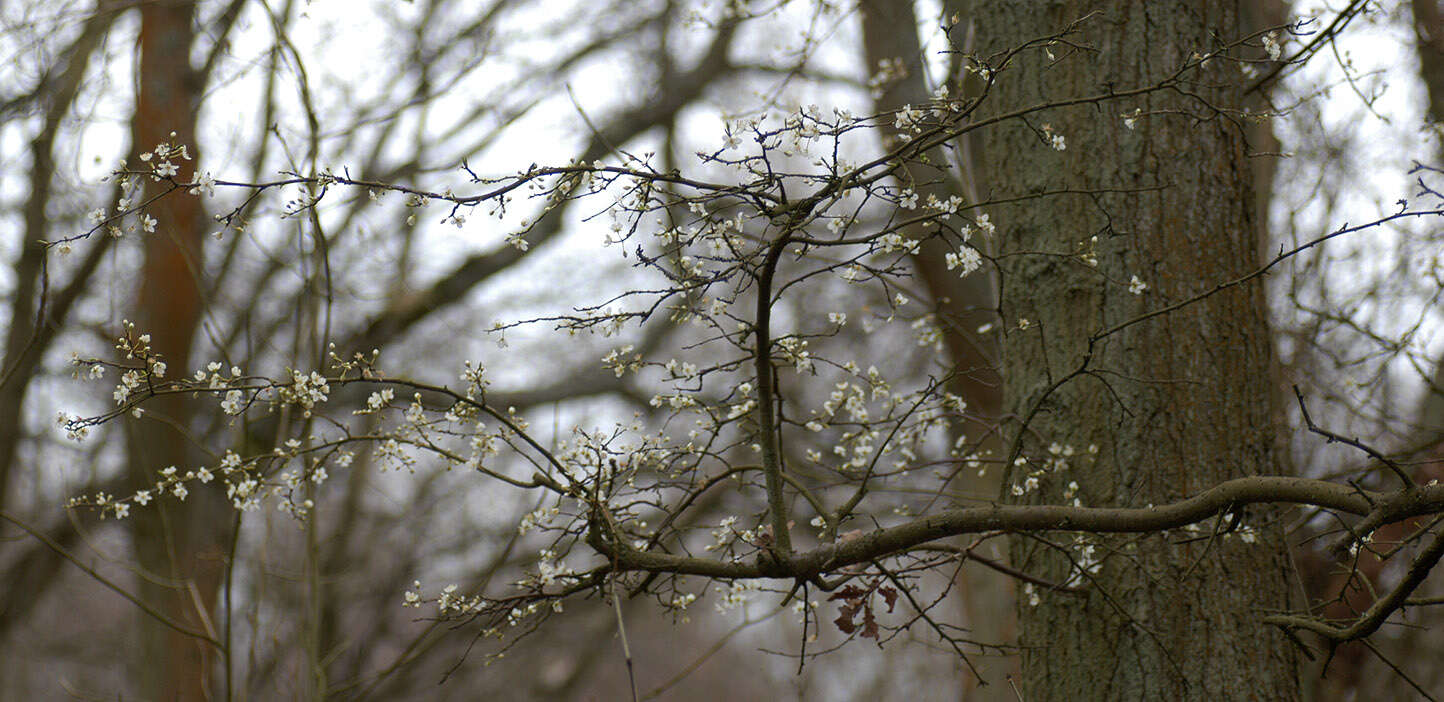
[868,57,907,97]
[1009,442,1098,502]
[601,344,644,378]
[276,369,331,417]
[67,447,270,519]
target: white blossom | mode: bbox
[188,172,216,197]
[945,246,982,277]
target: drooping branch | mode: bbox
[593,477,1433,580]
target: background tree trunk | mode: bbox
[128,2,227,699]
[856,1,1013,693]
[978,2,1299,698]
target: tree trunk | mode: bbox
[856,1,1013,693]
[859,0,1002,430]
[128,2,227,699]
[977,2,1299,698]
[0,2,116,516]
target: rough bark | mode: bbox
[1241,0,1288,251]
[977,2,1299,698]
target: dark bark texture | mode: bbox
[977,2,1299,698]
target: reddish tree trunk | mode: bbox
[129,2,226,698]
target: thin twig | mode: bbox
[0,509,222,649]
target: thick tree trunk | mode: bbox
[128,2,227,699]
[977,2,1299,698]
